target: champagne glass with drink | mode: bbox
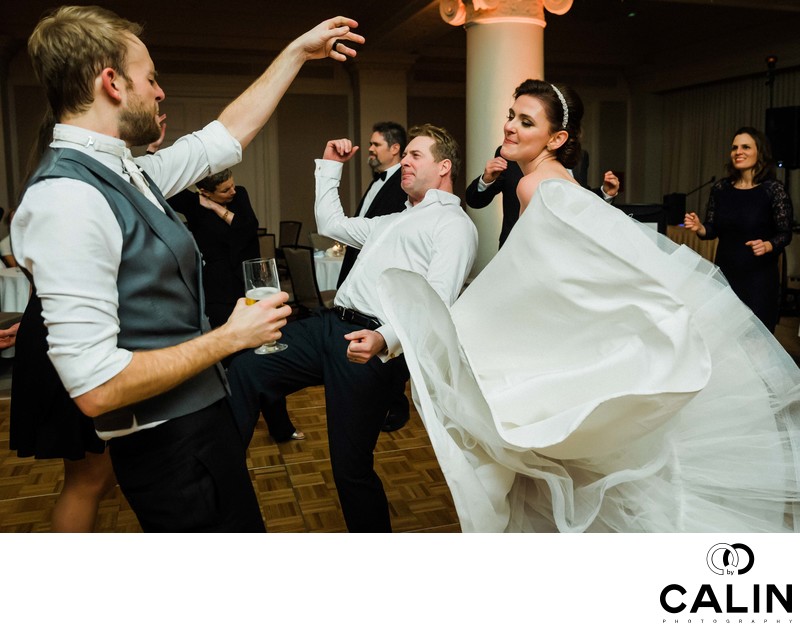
[242,257,288,354]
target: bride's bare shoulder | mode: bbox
[517,173,544,211]
[518,169,578,212]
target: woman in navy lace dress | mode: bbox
[685,126,793,332]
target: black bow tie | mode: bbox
[372,170,387,182]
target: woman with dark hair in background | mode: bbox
[168,170,304,442]
[684,127,793,333]
[168,169,259,329]
[378,80,800,532]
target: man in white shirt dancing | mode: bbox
[13,4,363,532]
[228,124,478,532]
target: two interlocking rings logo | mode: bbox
[706,543,754,576]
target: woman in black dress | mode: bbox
[168,169,260,329]
[168,171,304,442]
[9,113,117,532]
[10,292,117,532]
[684,126,793,332]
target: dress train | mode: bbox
[378,179,800,532]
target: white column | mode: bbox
[440,0,572,274]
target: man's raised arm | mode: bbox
[219,17,364,151]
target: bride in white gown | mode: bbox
[378,80,800,532]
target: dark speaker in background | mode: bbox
[662,193,686,226]
[765,106,800,169]
[617,203,667,235]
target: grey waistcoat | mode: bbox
[25,148,229,433]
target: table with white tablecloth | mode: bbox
[666,225,718,262]
[0,267,30,313]
[0,267,31,358]
[314,253,344,292]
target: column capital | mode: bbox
[439,0,573,27]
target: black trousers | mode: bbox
[108,399,265,532]
[387,355,410,411]
[227,310,395,532]
[208,304,298,442]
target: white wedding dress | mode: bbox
[378,179,800,532]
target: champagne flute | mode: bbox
[242,257,287,354]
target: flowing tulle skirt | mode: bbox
[379,179,800,532]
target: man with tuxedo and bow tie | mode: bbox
[337,121,411,432]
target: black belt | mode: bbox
[332,306,382,330]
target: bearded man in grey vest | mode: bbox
[12,5,363,532]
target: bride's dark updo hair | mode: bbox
[512,79,584,169]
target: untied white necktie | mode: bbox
[51,127,164,211]
[119,149,164,209]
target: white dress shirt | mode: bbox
[314,159,478,358]
[12,121,242,403]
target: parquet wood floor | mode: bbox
[0,383,461,533]
[776,314,800,364]
[1,315,798,533]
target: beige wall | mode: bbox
[3,55,357,248]
[2,43,798,249]
[408,93,468,200]
[276,93,351,247]
[0,57,10,221]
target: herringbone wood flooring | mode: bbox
[1,316,798,533]
[0,383,461,533]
